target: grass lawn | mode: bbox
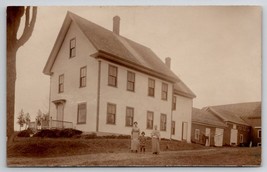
[7,136,261,167]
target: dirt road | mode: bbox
[7,147,261,167]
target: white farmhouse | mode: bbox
[43,12,196,141]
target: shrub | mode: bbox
[17,128,34,137]
[33,128,82,138]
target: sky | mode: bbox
[13,6,261,130]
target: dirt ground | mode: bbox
[7,147,261,167]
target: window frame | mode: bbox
[160,114,167,131]
[108,65,118,87]
[58,74,64,93]
[125,107,134,127]
[80,66,87,88]
[106,103,116,125]
[127,71,135,92]
[70,38,76,58]
[77,103,87,124]
[172,96,177,110]
[148,78,155,97]
[161,82,168,100]
[146,111,154,129]
[195,129,200,140]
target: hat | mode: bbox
[133,121,138,124]
[141,131,145,135]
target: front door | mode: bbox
[182,122,188,141]
[57,103,64,128]
[205,128,211,146]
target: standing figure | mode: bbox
[131,121,140,153]
[151,125,160,154]
[139,131,146,153]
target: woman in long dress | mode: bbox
[131,121,140,152]
[151,125,160,154]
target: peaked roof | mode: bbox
[208,102,261,127]
[43,12,196,98]
[192,108,227,128]
[174,81,196,98]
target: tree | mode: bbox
[17,109,25,131]
[36,109,43,129]
[7,7,37,139]
[24,113,31,129]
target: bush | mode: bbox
[33,128,83,138]
[17,128,34,137]
[82,133,97,139]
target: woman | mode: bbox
[151,125,160,154]
[131,121,140,153]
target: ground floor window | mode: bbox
[258,129,261,138]
[171,121,175,135]
[125,107,134,127]
[160,114,167,131]
[77,103,86,124]
[146,111,154,129]
[107,103,116,124]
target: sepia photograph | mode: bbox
[6,6,261,167]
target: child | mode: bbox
[139,131,146,153]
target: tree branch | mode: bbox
[16,6,37,48]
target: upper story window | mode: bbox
[125,107,134,127]
[172,96,177,110]
[108,65,118,87]
[146,111,154,129]
[70,38,76,58]
[58,74,64,93]
[160,114,167,131]
[80,66,87,87]
[161,83,168,100]
[127,71,135,92]
[77,103,86,124]
[148,78,155,97]
[107,103,116,124]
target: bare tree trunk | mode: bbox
[6,6,37,142]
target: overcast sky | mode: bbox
[14,6,261,130]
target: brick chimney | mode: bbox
[165,57,171,69]
[113,16,120,35]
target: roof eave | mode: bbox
[94,50,179,83]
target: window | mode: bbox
[80,66,86,87]
[77,103,86,124]
[258,129,261,138]
[58,74,64,93]
[146,111,154,129]
[70,38,76,58]
[172,96,176,110]
[107,103,116,124]
[240,134,243,143]
[126,107,134,127]
[195,129,200,140]
[148,78,155,97]
[108,65,118,87]
[171,121,175,135]
[127,71,135,91]
[161,83,168,100]
[160,114,167,131]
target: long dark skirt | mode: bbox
[151,138,160,154]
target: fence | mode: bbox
[28,117,73,131]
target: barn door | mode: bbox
[230,129,238,146]
[214,128,224,147]
[205,128,211,146]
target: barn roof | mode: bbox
[192,108,227,128]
